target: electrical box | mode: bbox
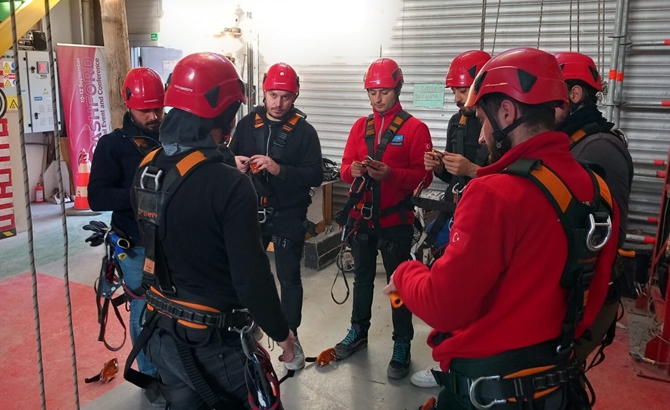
[16,50,61,134]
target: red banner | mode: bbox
[56,45,112,186]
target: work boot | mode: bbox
[334,324,368,360]
[285,337,305,371]
[387,339,411,379]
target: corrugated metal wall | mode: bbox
[258,0,669,234]
[618,0,670,238]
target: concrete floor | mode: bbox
[2,204,669,410]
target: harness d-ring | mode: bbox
[469,375,506,410]
[586,213,612,252]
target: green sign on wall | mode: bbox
[413,83,445,108]
[150,32,158,42]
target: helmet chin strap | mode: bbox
[481,105,531,154]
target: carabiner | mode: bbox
[361,204,373,220]
[258,208,268,224]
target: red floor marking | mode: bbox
[589,314,670,409]
[0,273,132,410]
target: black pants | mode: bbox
[350,222,414,341]
[262,215,306,336]
[146,329,250,410]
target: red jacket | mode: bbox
[340,102,433,227]
[394,131,619,370]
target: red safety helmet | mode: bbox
[121,67,165,110]
[445,50,491,88]
[164,52,247,118]
[364,58,403,89]
[465,48,568,108]
[263,63,299,94]
[554,52,603,92]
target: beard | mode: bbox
[130,112,161,135]
[458,104,476,116]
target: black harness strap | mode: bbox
[503,158,613,360]
[452,114,468,189]
[364,110,412,229]
[251,110,305,214]
[136,148,225,298]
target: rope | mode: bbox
[569,0,573,51]
[480,0,488,51]
[492,0,502,55]
[598,0,605,77]
[44,0,80,408]
[577,0,581,52]
[8,2,46,409]
[537,0,545,49]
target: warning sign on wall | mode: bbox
[0,88,16,240]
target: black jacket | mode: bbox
[558,105,633,248]
[131,147,290,343]
[435,112,489,197]
[88,112,159,243]
[228,106,323,215]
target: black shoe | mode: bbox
[387,340,411,379]
[334,325,368,360]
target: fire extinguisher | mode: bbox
[35,182,45,203]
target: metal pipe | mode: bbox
[622,101,670,108]
[628,215,659,224]
[627,234,656,244]
[605,0,626,122]
[629,40,670,48]
[613,0,632,126]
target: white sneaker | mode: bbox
[284,338,305,371]
[410,364,440,388]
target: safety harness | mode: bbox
[83,221,130,352]
[569,121,633,373]
[252,110,305,225]
[125,147,286,410]
[411,115,469,262]
[331,110,413,304]
[432,158,613,409]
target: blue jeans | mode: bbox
[117,246,157,376]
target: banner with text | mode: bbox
[56,44,112,186]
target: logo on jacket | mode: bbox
[390,134,404,146]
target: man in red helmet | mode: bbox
[424,50,490,187]
[385,48,619,409]
[127,53,295,410]
[229,62,323,372]
[88,67,165,387]
[335,58,433,379]
[554,52,633,369]
[412,50,492,388]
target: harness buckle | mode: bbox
[258,208,268,224]
[227,308,252,333]
[469,375,507,410]
[139,167,164,190]
[452,182,465,204]
[586,212,612,252]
